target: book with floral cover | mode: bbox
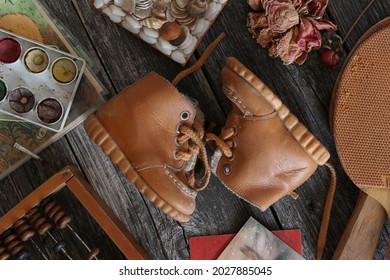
[189,229,302,260]
[218,217,305,260]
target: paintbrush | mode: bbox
[0,132,42,161]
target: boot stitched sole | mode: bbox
[84,115,191,222]
[224,57,330,166]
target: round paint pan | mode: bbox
[0,79,8,102]
[8,87,35,114]
[51,57,78,85]
[0,36,22,64]
[36,97,64,125]
[23,47,50,74]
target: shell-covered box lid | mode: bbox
[94,0,228,65]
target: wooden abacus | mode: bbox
[0,166,149,260]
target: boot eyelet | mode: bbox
[232,125,238,136]
[175,136,182,146]
[223,164,232,175]
[176,123,182,134]
[173,150,180,160]
[231,140,237,148]
[180,111,190,121]
[227,152,235,161]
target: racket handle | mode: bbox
[333,191,386,259]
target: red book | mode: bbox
[190,229,302,260]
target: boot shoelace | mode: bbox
[175,121,211,191]
[206,127,337,260]
[205,126,236,159]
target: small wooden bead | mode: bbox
[15,250,30,260]
[87,248,100,260]
[0,252,11,260]
[13,219,35,242]
[53,240,66,254]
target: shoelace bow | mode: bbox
[205,127,236,159]
[175,121,210,191]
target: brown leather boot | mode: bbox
[84,73,210,222]
[207,57,331,210]
[207,57,336,259]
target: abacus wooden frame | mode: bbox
[0,166,149,260]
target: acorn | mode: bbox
[186,0,208,18]
[159,21,187,46]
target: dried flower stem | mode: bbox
[342,0,375,44]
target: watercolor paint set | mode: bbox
[0,29,85,132]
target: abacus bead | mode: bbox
[16,250,30,260]
[87,248,100,260]
[0,252,11,260]
[53,240,66,254]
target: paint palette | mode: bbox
[0,29,85,132]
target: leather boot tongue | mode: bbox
[222,57,275,117]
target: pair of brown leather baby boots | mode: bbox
[84,56,333,221]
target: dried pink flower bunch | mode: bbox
[247,0,337,65]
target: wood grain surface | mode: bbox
[0,0,388,260]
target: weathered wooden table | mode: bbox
[0,0,389,260]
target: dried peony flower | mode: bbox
[276,27,304,64]
[257,27,282,47]
[265,1,299,33]
[297,17,322,52]
[247,12,268,38]
[246,0,337,65]
[307,0,329,17]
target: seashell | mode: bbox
[176,15,196,26]
[188,17,199,31]
[110,5,127,17]
[178,26,192,49]
[183,35,197,55]
[159,21,182,41]
[139,31,158,44]
[122,20,141,34]
[204,2,217,21]
[171,50,186,64]
[140,17,167,29]
[126,15,142,29]
[142,26,160,38]
[175,0,189,9]
[114,0,135,13]
[155,42,173,56]
[191,17,204,35]
[102,7,123,23]
[135,0,153,10]
[94,0,105,9]
[197,19,209,37]
[151,0,168,20]
[158,37,176,50]
[132,7,152,19]
[186,0,208,18]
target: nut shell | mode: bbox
[159,21,182,41]
[186,0,208,18]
